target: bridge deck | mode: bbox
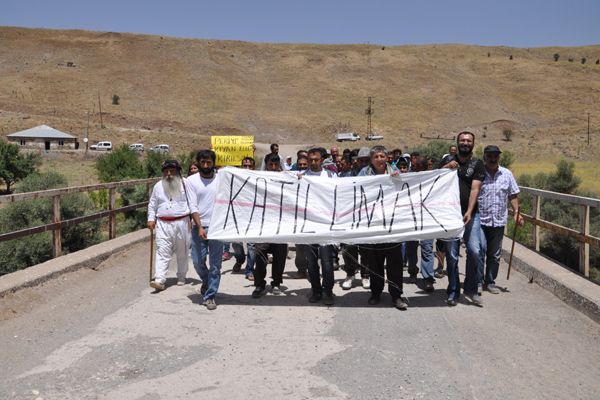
[0,241,598,399]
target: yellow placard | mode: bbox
[211,135,255,166]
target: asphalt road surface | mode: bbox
[1,241,599,399]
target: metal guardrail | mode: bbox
[518,186,599,278]
[0,178,159,258]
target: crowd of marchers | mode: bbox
[147,130,522,311]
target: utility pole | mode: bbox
[365,96,374,136]
[85,110,90,154]
[98,91,104,128]
[588,113,590,146]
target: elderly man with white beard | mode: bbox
[147,160,198,291]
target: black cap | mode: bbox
[161,159,181,171]
[484,145,502,153]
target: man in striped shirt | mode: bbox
[478,145,523,294]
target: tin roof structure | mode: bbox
[7,125,76,139]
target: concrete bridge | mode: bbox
[0,230,598,399]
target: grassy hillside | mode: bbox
[1,26,599,161]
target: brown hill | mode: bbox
[0,26,599,159]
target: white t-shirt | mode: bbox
[186,171,219,227]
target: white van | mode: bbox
[129,143,145,152]
[150,144,170,154]
[365,133,384,141]
[90,141,113,151]
[336,132,361,142]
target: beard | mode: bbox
[199,167,213,176]
[458,143,473,156]
[162,175,182,200]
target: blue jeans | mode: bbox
[481,226,505,285]
[443,239,461,300]
[420,239,435,282]
[191,226,224,301]
[306,244,335,294]
[446,212,484,296]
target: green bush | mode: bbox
[95,144,144,182]
[0,171,101,275]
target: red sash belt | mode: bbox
[158,214,189,221]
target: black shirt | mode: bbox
[457,157,485,215]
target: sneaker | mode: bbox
[232,262,242,273]
[393,297,408,310]
[424,281,434,293]
[362,277,370,289]
[434,269,446,279]
[245,273,254,281]
[485,284,501,294]
[222,251,232,261]
[447,297,457,307]
[341,275,354,290]
[252,286,266,298]
[204,298,217,310]
[308,292,322,303]
[368,294,381,305]
[150,280,165,291]
[177,278,186,286]
[271,285,283,295]
[408,273,418,283]
[465,292,483,306]
[323,292,335,306]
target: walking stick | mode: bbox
[149,229,155,283]
[506,209,521,280]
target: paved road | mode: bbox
[1,241,599,399]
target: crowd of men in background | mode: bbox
[147,130,522,311]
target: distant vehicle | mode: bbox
[90,141,113,151]
[336,132,361,142]
[150,144,170,154]
[129,143,144,152]
[365,134,384,141]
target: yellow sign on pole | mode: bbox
[211,135,255,166]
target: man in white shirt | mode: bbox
[186,150,223,311]
[147,160,195,291]
[302,147,337,306]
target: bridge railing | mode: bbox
[0,178,159,258]
[1,180,598,280]
[516,186,600,278]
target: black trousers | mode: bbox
[362,243,403,300]
[341,244,370,278]
[254,243,288,288]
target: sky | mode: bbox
[1,0,599,47]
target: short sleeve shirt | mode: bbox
[457,157,485,215]
[478,166,520,227]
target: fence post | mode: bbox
[109,188,116,239]
[579,204,590,277]
[532,195,541,251]
[52,195,61,258]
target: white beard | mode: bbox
[162,176,182,201]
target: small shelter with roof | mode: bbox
[7,125,79,150]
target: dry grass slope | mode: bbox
[0,26,599,161]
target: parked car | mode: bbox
[335,132,361,142]
[365,134,384,141]
[129,143,145,152]
[90,141,113,151]
[150,144,170,154]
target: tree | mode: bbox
[112,94,120,105]
[553,53,560,62]
[503,129,513,141]
[0,171,101,275]
[0,140,40,193]
[581,57,587,64]
[408,140,450,165]
[95,144,144,182]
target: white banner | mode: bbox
[209,167,464,244]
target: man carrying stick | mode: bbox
[148,160,197,291]
[478,145,523,293]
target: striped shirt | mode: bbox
[478,166,520,227]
